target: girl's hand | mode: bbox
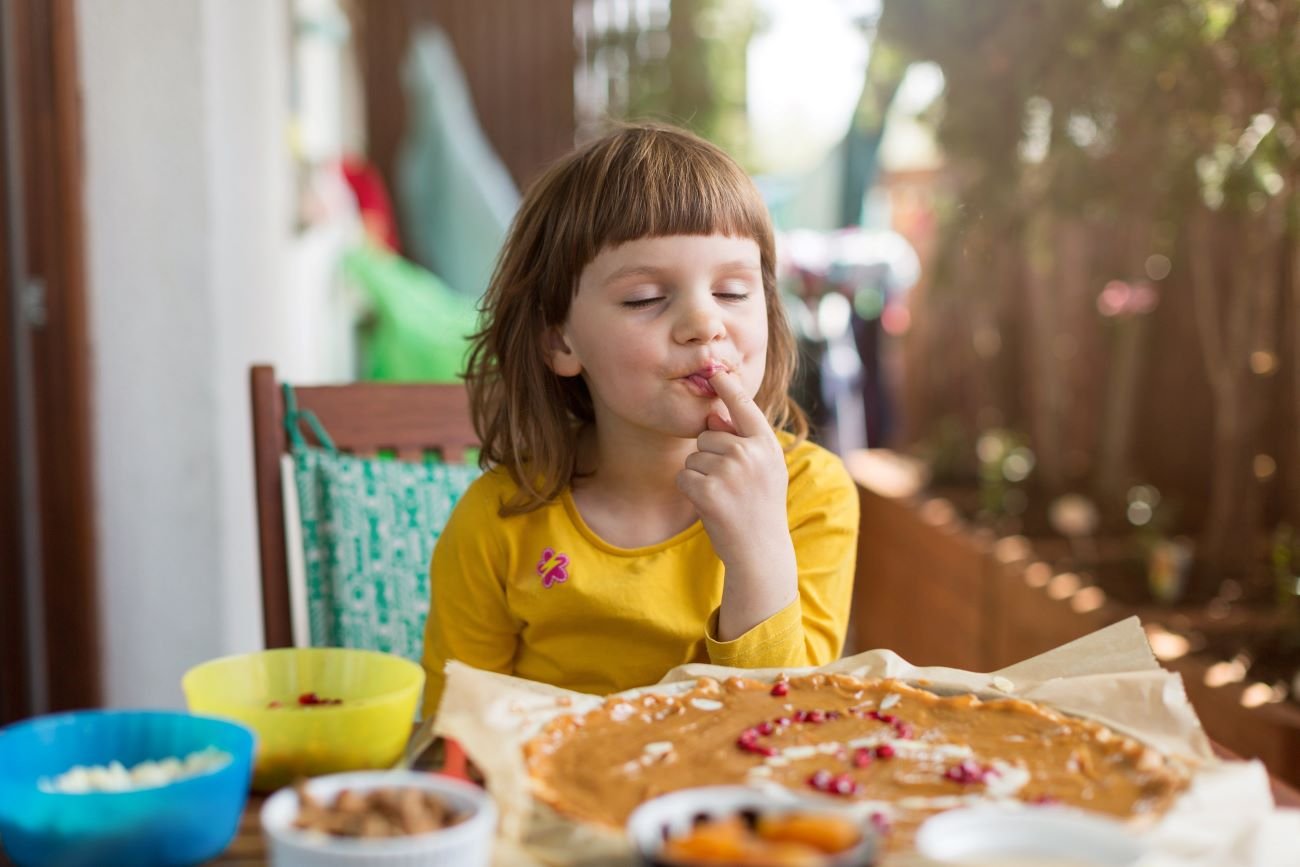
[677,370,798,639]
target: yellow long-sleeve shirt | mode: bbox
[420,435,859,718]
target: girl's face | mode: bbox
[547,233,769,444]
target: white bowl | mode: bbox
[261,770,496,867]
[914,806,1145,866]
[627,784,877,866]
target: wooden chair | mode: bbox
[249,364,478,650]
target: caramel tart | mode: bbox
[523,673,1189,852]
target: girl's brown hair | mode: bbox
[465,123,808,513]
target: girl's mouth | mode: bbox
[682,374,718,397]
[680,364,726,397]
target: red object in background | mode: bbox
[340,156,401,253]
[442,738,470,780]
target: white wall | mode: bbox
[77,0,337,707]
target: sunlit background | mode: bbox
[3,0,1299,791]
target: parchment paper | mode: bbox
[411,617,1300,866]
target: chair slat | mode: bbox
[277,382,477,454]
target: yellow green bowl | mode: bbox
[181,648,424,791]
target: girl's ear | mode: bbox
[543,326,583,377]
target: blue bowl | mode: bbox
[0,710,255,867]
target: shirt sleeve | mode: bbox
[704,446,859,668]
[420,477,521,718]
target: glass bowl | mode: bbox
[627,784,877,866]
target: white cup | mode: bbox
[915,806,1145,866]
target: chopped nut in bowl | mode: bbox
[627,785,877,866]
[261,770,496,867]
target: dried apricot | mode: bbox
[756,813,861,854]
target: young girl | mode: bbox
[421,123,860,717]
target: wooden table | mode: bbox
[209,794,271,867]
[212,741,1300,865]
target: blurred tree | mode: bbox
[578,0,755,163]
[665,0,755,160]
[840,38,908,227]
[879,0,1300,593]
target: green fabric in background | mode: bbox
[396,26,519,299]
[292,445,482,659]
[343,245,479,383]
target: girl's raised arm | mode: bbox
[678,370,798,640]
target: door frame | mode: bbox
[0,0,101,721]
[0,0,30,724]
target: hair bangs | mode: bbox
[564,126,774,276]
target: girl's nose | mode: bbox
[672,301,726,345]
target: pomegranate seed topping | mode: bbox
[807,710,826,724]
[776,717,792,727]
[893,721,914,740]
[770,682,789,697]
[853,748,873,768]
[832,774,857,796]
[873,744,895,760]
[808,770,834,791]
[758,721,775,736]
[944,759,991,784]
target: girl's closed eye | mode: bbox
[714,281,754,302]
[621,295,665,309]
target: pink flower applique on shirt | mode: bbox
[536,547,570,589]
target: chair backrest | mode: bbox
[249,364,479,649]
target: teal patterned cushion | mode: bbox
[290,446,481,660]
